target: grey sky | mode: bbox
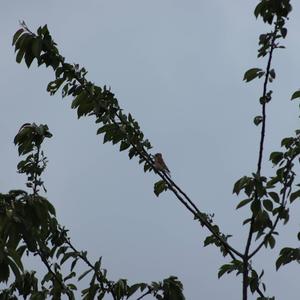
[1,1,300,299]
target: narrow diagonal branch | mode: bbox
[63,235,116,299]
[59,54,242,260]
[136,289,152,300]
[37,250,74,299]
[128,146,242,259]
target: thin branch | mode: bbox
[242,22,279,300]
[37,250,73,299]
[257,29,278,176]
[136,289,152,300]
[249,156,295,259]
[256,285,265,298]
[60,52,242,260]
[32,145,41,195]
[131,148,242,259]
[63,234,117,299]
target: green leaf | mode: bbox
[143,162,152,172]
[243,68,264,82]
[62,84,69,97]
[267,235,275,249]
[128,283,146,297]
[16,48,25,63]
[67,284,77,292]
[7,249,23,272]
[120,141,130,151]
[64,271,76,282]
[37,24,49,36]
[263,199,273,211]
[32,38,42,58]
[266,177,279,189]
[236,198,252,209]
[254,2,263,18]
[243,218,252,225]
[12,28,24,46]
[204,235,216,247]
[87,283,99,299]
[276,247,300,270]
[0,261,9,283]
[56,246,67,259]
[281,137,294,148]
[218,265,232,278]
[290,190,300,203]
[42,271,53,284]
[269,151,283,165]
[281,27,288,38]
[14,33,30,52]
[78,268,92,281]
[154,180,168,197]
[291,90,300,100]
[71,92,87,109]
[233,176,250,195]
[55,67,64,78]
[7,258,21,282]
[249,270,259,293]
[128,147,137,159]
[268,192,280,203]
[251,199,261,214]
[269,69,276,79]
[24,51,34,68]
[276,254,284,270]
[76,100,93,118]
[96,125,108,135]
[44,199,56,215]
[70,259,78,272]
[218,260,242,278]
[61,252,76,265]
[253,116,263,126]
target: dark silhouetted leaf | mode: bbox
[291,90,300,100]
[243,68,264,82]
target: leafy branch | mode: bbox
[4,1,300,299]
[0,123,186,299]
[13,21,240,262]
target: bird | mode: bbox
[154,153,170,175]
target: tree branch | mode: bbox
[37,250,74,299]
[249,155,295,259]
[242,22,279,300]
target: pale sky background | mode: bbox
[1,1,300,299]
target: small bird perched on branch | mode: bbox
[154,153,170,175]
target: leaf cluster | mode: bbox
[7,1,300,298]
[13,23,154,174]
[1,122,186,299]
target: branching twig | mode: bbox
[242,22,279,300]
[249,156,295,259]
[136,289,152,300]
[37,250,73,299]
[62,233,117,299]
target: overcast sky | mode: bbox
[1,1,300,299]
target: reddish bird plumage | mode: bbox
[154,153,170,174]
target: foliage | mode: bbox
[1,0,300,299]
[1,123,185,299]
